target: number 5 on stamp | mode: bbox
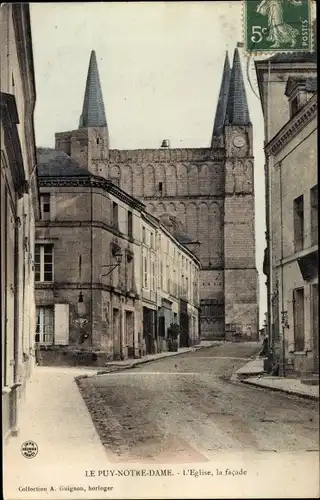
[244,0,313,53]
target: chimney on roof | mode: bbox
[160,139,170,148]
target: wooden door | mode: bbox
[293,288,305,352]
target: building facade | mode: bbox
[54,48,259,340]
[35,148,200,365]
[256,53,318,379]
[1,4,40,440]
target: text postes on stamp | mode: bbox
[244,0,312,54]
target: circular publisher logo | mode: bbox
[21,441,38,459]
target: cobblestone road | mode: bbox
[77,343,319,463]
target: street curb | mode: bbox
[237,377,319,401]
[96,346,202,375]
[79,343,219,378]
[234,372,264,381]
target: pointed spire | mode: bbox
[212,51,231,140]
[79,50,107,128]
[224,48,251,126]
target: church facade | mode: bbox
[54,47,259,340]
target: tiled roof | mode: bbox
[174,232,196,245]
[36,148,91,177]
[224,48,251,126]
[285,76,317,96]
[212,51,231,139]
[79,50,107,128]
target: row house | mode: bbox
[140,212,200,355]
[35,147,200,366]
[1,4,40,440]
[255,52,318,380]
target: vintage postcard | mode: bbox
[1,1,318,499]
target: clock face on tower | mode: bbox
[233,135,246,148]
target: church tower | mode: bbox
[54,46,258,341]
[213,48,258,339]
[55,50,109,176]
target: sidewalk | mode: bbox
[241,375,319,400]
[233,357,319,400]
[232,356,264,379]
[4,340,220,498]
[4,366,109,470]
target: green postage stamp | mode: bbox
[244,0,312,53]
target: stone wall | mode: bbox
[1,4,39,440]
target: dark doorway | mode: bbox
[293,288,305,352]
[113,308,120,360]
[143,307,155,355]
[179,299,189,347]
[125,311,134,358]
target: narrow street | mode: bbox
[77,343,319,463]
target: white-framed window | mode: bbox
[160,261,163,289]
[142,226,146,243]
[144,256,148,288]
[40,193,50,220]
[151,261,156,291]
[112,202,119,228]
[310,184,318,246]
[125,253,134,291]
[35,244,54,282]
[127,211,133,238]
[290,96,299,118]
[36,306,54,344]
[150,232,154,249]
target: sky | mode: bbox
[30,1,267,325]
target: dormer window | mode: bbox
[285,76,317,119]
[40,193,51,220]
[290,97,299,117]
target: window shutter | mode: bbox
[50,192,56,221]
[54,304,69,345]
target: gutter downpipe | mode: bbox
[12,211,22,436]
[267,154,274,363]
[279,161,286,377]
[266,58,274,366]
